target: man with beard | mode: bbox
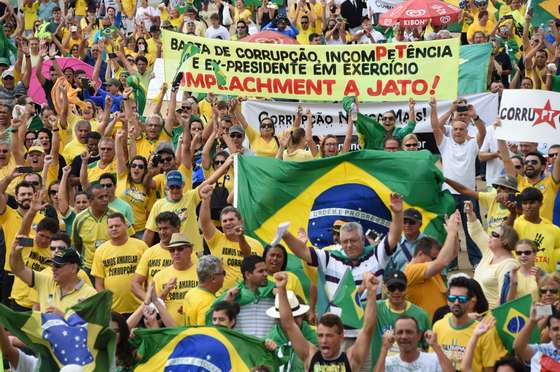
[433,276,506,370]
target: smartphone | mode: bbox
[507,193,519,204]
[172,73,183,89]
[17,237,34,247]
[15,166,34,173]
[365,229,378,241]
[536,304,553,318]
[108,52,117,59]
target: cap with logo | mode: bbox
[51,248,82,266]
[166,170,184,188]
[384,271,408,287]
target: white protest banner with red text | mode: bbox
[496,89,560,143]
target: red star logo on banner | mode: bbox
[533,100,560,129]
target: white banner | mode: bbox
[241,92,499,135]
[496,89,560,143]
[368,0,404,13]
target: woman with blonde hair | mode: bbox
[501,239,542,303]
[401,133,420,151]
[277,109,317,162]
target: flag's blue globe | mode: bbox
[165,334,233,371]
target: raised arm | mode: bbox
[115,129,128,176]
[341,111,353,154]
[9,241,32,286]
[58,166,71,215]
[18,191,47,237]
[424,210,460,278]
[443,177,479,200]
[386,193,404,252]
[426,331,454,372]
[79,151,91,190]
[282,229,312,264]
[429,97,444,145]
[274,272,316,364]
[199,183,218,241]
[304,109,318,157]
[513,305,539,362]
[469,105,486,148]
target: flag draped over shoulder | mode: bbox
[0,291,115,372]
[332,269,364,329]
[235,150,455,297]
[491,294,539,352]
[458,43,493,96]
[530,0,560,28]
[131,326,281,371]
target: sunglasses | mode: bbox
[131,163,145,169]
[387,284,406,292]
[230,133,243,139]
[48,189,58,196]
[404,143,419,148]
[549,153,559,158]
[260,123,274,129]
[447,295,470,304]
[540,288,559,295]
[29,181,40,186]
[490,231,501,238]
[403,219,418,225]
[524,159,539,165]
[515,250,533,256]
[100,183,113,188]
[214,160,225,166]
[381,117,395,121]
[160,156,173,163]
[168,245,191,253]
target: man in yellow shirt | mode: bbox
[509,187,560,273]
[200,187,264,291]
[61,120,91,164]
[153,233,198,325]
[132,211,179,300]
[433,276,507,370]
[91,212,148,315]
[183,255,225,326]
[135,115,173,159]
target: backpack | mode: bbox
[210,170,230,220]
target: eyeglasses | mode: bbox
[29,181,40,186]
[524,159,539,165]
[404,143,419,148]
[540,288,559,295]
[490,231,501,238]
[549,153,559,158]
[447,295,470,304]
[168,245,191,253]
[260,123,274,129]
[515,250,533,256]
[214,270,226,276]
[403,219,418,225]
[230,133,243,139]
[131,163,145,169]
[387,284,406,292]
[100,183,113,188]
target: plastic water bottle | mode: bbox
[350,102,358,121]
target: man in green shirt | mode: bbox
[355,98,417,150]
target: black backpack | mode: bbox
[210,171,230,220]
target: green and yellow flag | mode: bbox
[530,0,560,28]
[458,43,493,96]
[0,291,115,372]
[491,294,539,352]
[332,269,364,329]
[211,61,227,87]
[132,326,281,371]
[236,151,456,296]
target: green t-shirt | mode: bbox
[371,300,431,367]
[355,113,416,150]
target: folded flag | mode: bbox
[491,294,539,352]
[0,291,115,372]
[131,326,281,371]
[331,268,364,329]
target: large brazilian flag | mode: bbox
[235,150,456,295]
[132,326,281,371]
[0,291,115,372]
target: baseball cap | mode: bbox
[491,175,518,192]
[384,271,407,287]
[403,208,422,223]
[166,170,184,188]
[51,248,82,266]
[166,233,193,249]
[2,69,14,79]
[229,125,245,135]
[26,146,45,155]
[332,220,346,233]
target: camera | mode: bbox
[152,154,161,167]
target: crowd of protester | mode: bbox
[0,0,558,370]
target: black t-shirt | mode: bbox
[70,153,100,179]
[42,79,55,109]
[308,350,352,372]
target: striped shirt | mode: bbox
[235,298,276,339]
[310,237,391,337]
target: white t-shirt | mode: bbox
[135,6,160,30]
[438,135,479,194]
[355,28,386,43]
[205,26,231,40]
[480,125,505,185]
[11,349,38,372]
[385,352,443,372]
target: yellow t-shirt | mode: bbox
[403,262,447,319]
[10,243,52,309]
[91,237,148,314]
[145,190,203,256]
[517,175,560,224]
[183,286,216,326]
[514,216,560,273]
[153,264,198,325]
[67,112,99,139]
[32,269,97,312]
[134,243,174,284]
[135,131,172,160]
[296,26,314,45]
[29,266,93,307]
[87,159,117,184]
[479,190,510,234]
[202,166,234,194]
[23,2,39,30]
[75,0,87,16]
[153,164,193,198]
[207,230,264,291]
[245,125,279,158]
[233,7,252,23]
[1,207,44,271]
[267,272,306,302]
[116,172,150,232]
[466,20,495,42]
[515,270,539,303]
[62,139,86,164]
[433,313,507,371]
[0,157,16,195]
[198,99,213,123]
[283,148,314,162]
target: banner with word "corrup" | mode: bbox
[496,89,560,143]
[162,30,460,102]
